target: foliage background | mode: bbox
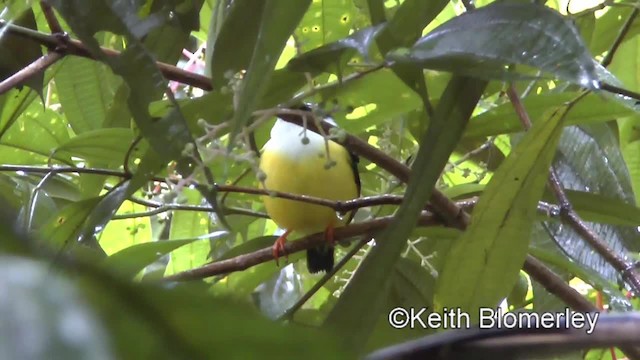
[1,0,640,359]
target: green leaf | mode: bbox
[224,0,311,139]
[293,0,362,53]
[434,103,569,319]
[50,1,205,219]
[0,102,72,165]
[388,3,598,88]
[141,0,204,64]
[318,69,423,133]
[590,7,640,57]
[55,57,115,133]
[218,235,277,260]
[165,189,211,276]
[369,0,448,119]
[324,76,486,353]
[287,23,385,74]
[38,196,103,250]
[560,190,640,227]
[104,239,199,278]
[467,92,633,138]
[98,200,153,255]
[53,128,135,165]
[541,124,639,283]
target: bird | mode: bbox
[259,110,360,273]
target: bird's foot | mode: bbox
[272,229,292,266]
[323,225,336,246]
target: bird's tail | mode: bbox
[306,246,334,273]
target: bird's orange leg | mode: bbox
[272,229,292,266]
[324,224,336,245]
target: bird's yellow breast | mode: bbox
[260,135,358,234]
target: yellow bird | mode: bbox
[259,114,360,273]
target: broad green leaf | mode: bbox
[365,258,436,350]
[47,1,196,172]
[224,0,311,138]
[541,124,639,283]
[149,91,232,135]
[53,128,135,165]
[98,200,153,256]
[287,24,385,74]
[528,221,632,313]
[388,3,599,88]
[294,0,363,53]
[529,246,628,310]
[434,104,569,319]
[590,7,640,57]
[218,235,277,261]
[0,87,34,138]
[318,69,423,133]
[258,68,307,108]
[610,35,640,92]
[622,139,640,205]
[55,57,114,133]
[84,271,349,359]
[467,92,633,138]
[0,98,71,165]
[141,0,204,64]
[38,196,102,250]
[50,1,207,222]
[441,183,485,200]
[559,190,640,227]
[20,176,58,233]
[104,239,198,278]
[369,0,448,119]
[165,189,211,276]
[324,76,486,353]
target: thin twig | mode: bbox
[286,64,385,106]
[0,20,213,91]
[40,1,63,33]
[0,52,63,95]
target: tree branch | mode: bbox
[40,1,63,34]
[0,20,213,91]
[0,52,63,95]
[163,212,439,281]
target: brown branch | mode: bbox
[507,85,640,294]
[163,212,439,281]
[215,183,404,212]
[0,164,134,178]
[40,1,63,34]
[0,20,212,91]
[0,52,63,95]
